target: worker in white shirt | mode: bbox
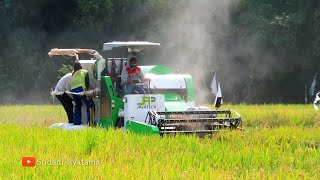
[51,73,74,123]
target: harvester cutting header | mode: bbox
[49,41,242,136]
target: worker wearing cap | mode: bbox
[70,61,95,126]
[51,73,73,123]
[121,55,149,95]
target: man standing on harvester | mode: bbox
[70,61,95,126]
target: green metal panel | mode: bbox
[184,75,195,102]
[164,101,191,111]
[100,76,124,129]
[140,65,172,75]
[100,118,113,128]
[126,120,160,135]
[164,93,184,101]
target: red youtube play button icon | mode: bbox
[22,157,36,167]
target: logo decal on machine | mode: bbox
[137,96,156,109]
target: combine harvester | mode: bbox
[48,41,242,136]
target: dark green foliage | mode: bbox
[0,0,319,103]
[57,64,73,78]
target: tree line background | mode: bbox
[0,0,320,104]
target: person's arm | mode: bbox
[64,73,72,91]
[121,68,132,85]
[138,71,144,81]
[54,82,60,92]
[139,71,150,82]
[54,76,64,92]
[121,68,129,85]
[85,72,89,90]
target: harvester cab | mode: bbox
[48,41,242,136]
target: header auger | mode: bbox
[147,109,241,136]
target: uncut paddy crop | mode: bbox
[0,104,320,179]
[220,104,320,128]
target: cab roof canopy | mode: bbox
[103,41,160,52]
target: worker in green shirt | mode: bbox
[70,61,95,126]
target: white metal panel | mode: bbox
[103,41,160,51]
[49,123,87,130]
[147,75,186,89]
[124,94,165,127]
[79,60,100,88]
[79,60,95,72]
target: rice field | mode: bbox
[0,104,320,179]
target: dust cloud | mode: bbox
[146,0,237,104]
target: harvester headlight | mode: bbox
[128,48,140,53]
[122,97,127,103]
[111,100,115,109]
